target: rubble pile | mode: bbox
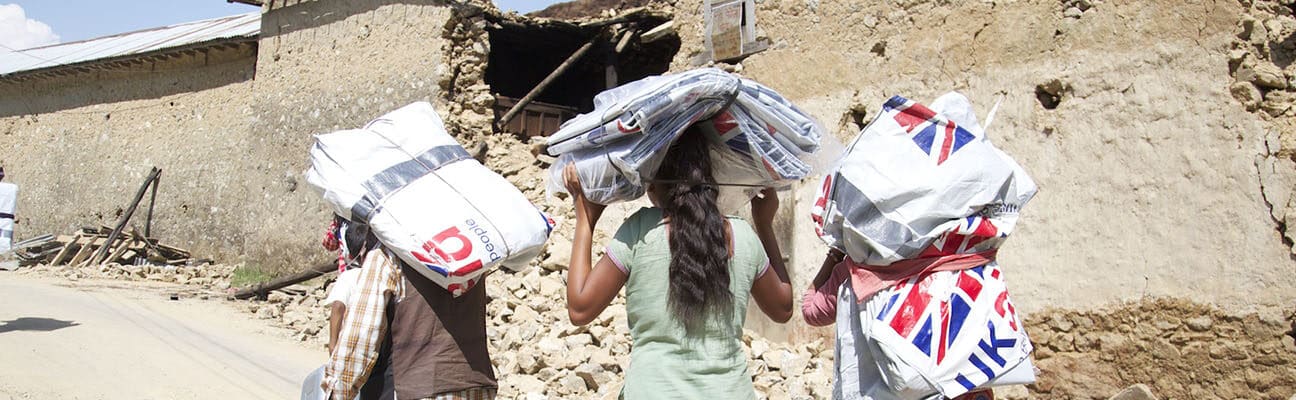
[1228,0,1296,117]
[18,262,235,291]
[11,226,199,269]
[228,263,844,399]
[245,286,334,342]
[482,268,836,399]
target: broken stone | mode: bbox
[573,363,602,391]
[512,304,540,324]
[1064,6,1083,18]
[1109,383,1159,400]
[1150,316,1181,331]
[751,338,770,359]
[513,375,546,395]
[540,277,566,299]
[517,352,541,374]
[1262,90,1295,116]
[564,333,594,348]
[1230,81,1263,110]
[589,347,620,371]
[1253,63,1288,89]
[267,291,290,304]
[559,372,588,395]
[255,306,277,320]
[1184,316,1214,332]
[1239,16,1260,41]
[537,337,566,354]
[1048,314,1075,332]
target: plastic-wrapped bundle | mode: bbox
[305,102,553,296]
[811,92,1038,397]
[811,92,1036,266]
[546,68,831,205]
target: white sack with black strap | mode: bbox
[305,102,553,296]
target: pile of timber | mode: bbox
[16,226,199,268]
[5,166,203,269]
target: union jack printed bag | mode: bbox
[862,263,1035,397]
[813,92,1038,396]
[305,102,553,296]
[811,93,1036,266]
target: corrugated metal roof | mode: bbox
[0,12,259,77]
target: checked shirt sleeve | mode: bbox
[322,249,405,400]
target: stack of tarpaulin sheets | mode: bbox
[546,68,835,207]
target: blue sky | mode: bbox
[1,1,563,51]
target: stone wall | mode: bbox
[0,46,258,262]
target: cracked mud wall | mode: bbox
[0,0,486,271]
[0,47,258,262]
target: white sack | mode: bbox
[305,102,553,296]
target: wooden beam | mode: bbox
[103,239,134,266]
[494,35,599,132]
[145,172,160,238]
[233,262,336,300]
[615,29,638,53]
[640,20,675,43]
[49,234,83,266]
[89,168,161,265]
[67,238,102,267]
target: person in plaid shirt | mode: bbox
[322,246,497,400]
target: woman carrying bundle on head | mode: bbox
[560,126,794,399]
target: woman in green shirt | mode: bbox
[562,129,794,399]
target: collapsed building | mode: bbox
[2,0,1295,397]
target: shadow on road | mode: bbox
[0,317,80,334]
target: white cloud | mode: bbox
[0,4,59,51]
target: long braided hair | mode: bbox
[654,126,732,334]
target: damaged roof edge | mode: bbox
[483,6,671,33]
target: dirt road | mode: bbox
[0,273,325,400]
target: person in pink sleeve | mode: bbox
[802,249,998,400]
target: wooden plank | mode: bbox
[66,239,100,267]
[615,28,637,53]
[156,243,190,259]
[640,20,675,43]
[90,167,161,265]
[104,239,134,265]
[49,234,85,266]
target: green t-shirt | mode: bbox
[606,207,769,400]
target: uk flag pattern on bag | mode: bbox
[867,263,1032,397]
[816,93,1039,396]
[811,92,1036,266]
